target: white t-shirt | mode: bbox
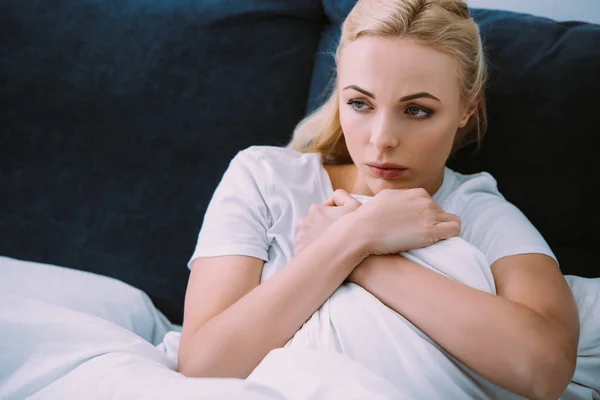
[188,145,556,278]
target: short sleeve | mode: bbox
[450,173,558,267]
[187,149,272,268]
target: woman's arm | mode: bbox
[178,214,366,379]
[348,253,579,400]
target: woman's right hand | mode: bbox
[294,190,362,257]
[351,188,461,255]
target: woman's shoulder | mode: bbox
[438,167,511,218]
[238,145,316,161]
[234,145,323,174]
[232,146,332,214]
[442,168,556,266]
[441,168,536,236]
[441,167,504,203]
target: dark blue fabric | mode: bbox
[450,10,600,279]
[0,0,323,323]
[308,3,600,278]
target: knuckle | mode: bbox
[424,215,437,227]
[407,189,420,199]
[421,215,432,224]
[425,235,438,246]
[320,207,335,219]
[416,196,432,208]
[412,187,428,197]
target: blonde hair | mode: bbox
[287,0,488,163]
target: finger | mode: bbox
[324,189,352,206]
[409,187,430,198]
[321,204,353,220]
[435,212,461,223]
[297,217,308,228]
[294,236,304,253]
[308,203,324,216]
[324,189,362,210]
[433,220,461,240]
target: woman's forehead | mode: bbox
[337,36,460,100]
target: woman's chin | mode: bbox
[365,178,414,195]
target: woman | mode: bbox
[178,0,579,398]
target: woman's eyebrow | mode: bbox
[399,92,441,102]
[343,85,440,103]
[343,85,375,99]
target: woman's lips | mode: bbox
[368,165,408,179]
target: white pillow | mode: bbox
[0,255,177,345]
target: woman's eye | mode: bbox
[406,106,431,119]
[348,100,370,112]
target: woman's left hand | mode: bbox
[294,190,362,257]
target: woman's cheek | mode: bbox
[423,125,459,158]
[340,113,358,139]
[345,113,371,142]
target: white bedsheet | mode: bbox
[0,294,285,400]
[1,239,599,400]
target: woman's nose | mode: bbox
[369,113,399,149]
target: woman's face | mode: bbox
[337,36,473,196]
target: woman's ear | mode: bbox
[459,101,478,128]
[452,100,479,153]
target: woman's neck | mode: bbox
[324,163,373,196]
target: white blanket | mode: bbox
[1,239,599,400]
